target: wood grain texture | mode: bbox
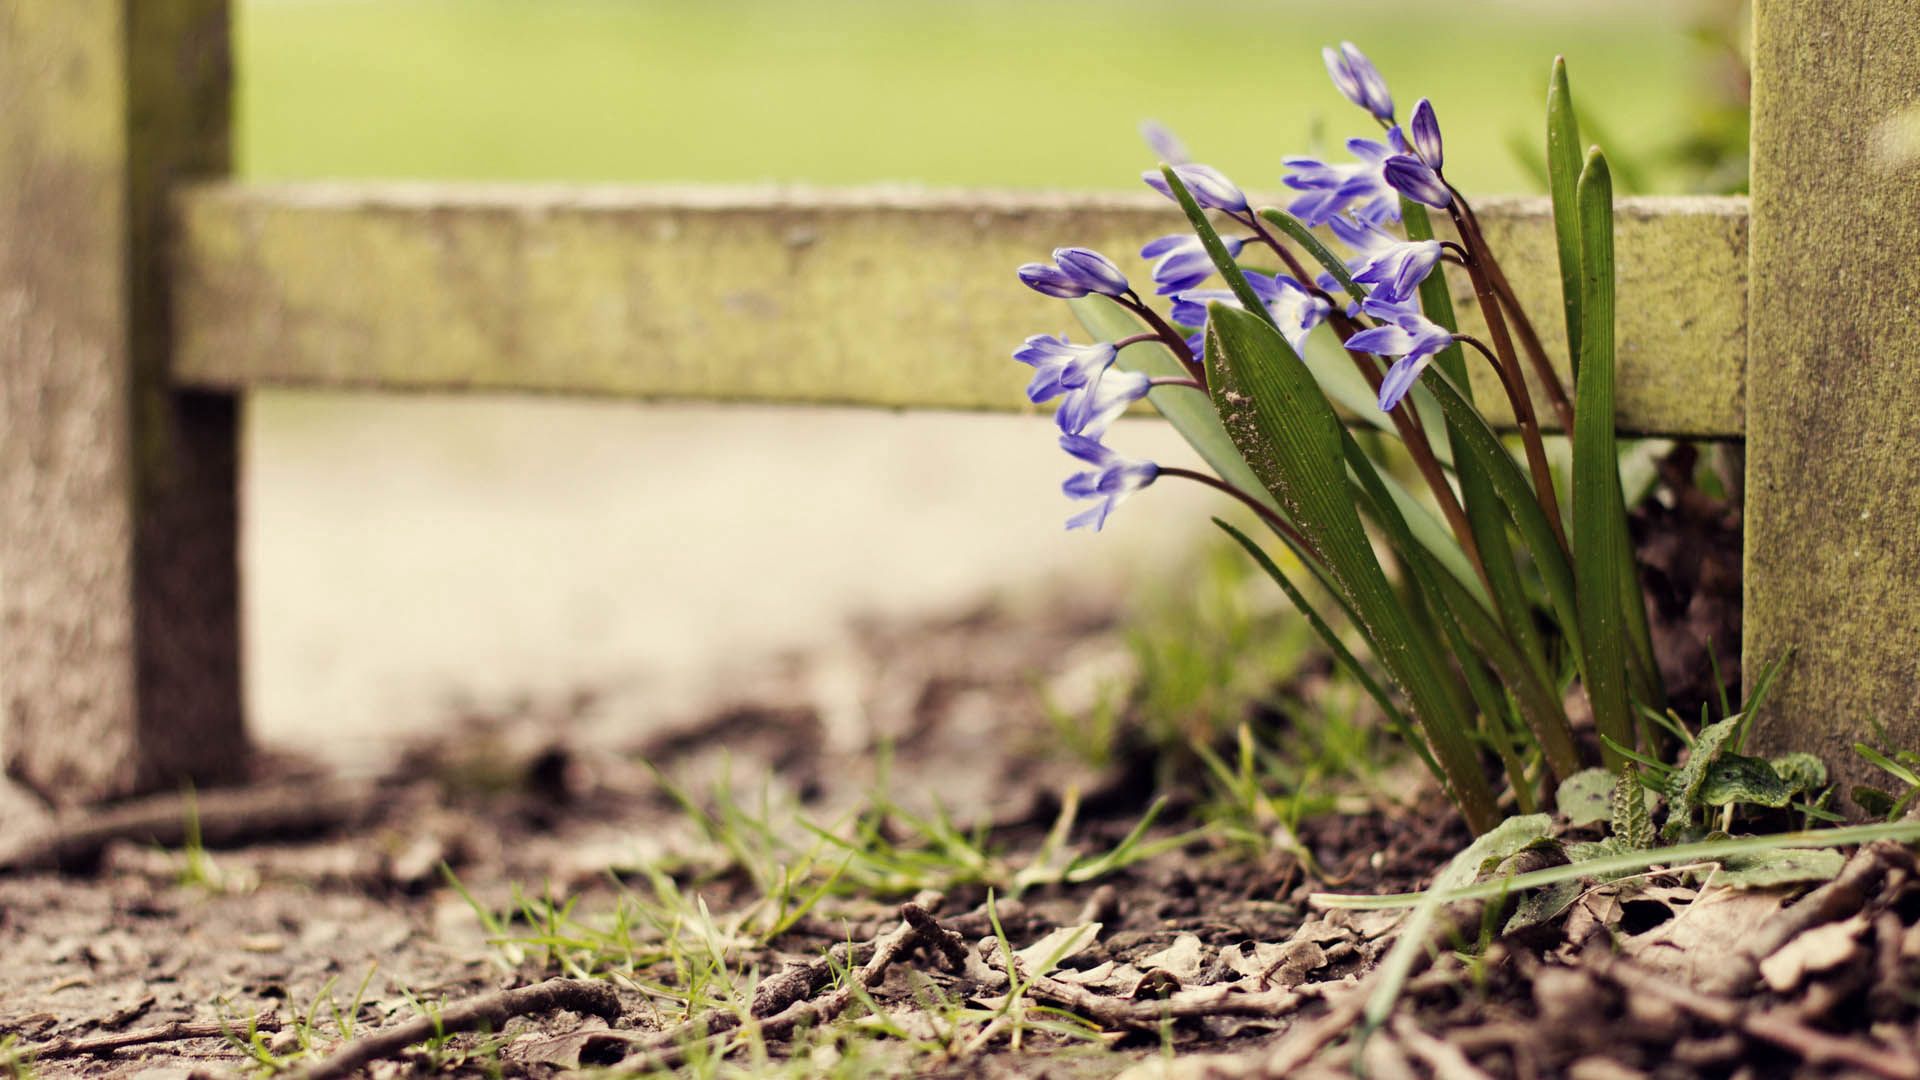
[0,0,244,803]
[1745,0,1920,798]
[172,185,1748,436]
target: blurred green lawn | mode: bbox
[237,0,1698,194]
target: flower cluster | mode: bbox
[1009,41,1480,528]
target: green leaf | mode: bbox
[1664,716,1740,837]
[1546,57,1585,380]
[1699,754,1795,809]
[1769,752,1829,796]
[1406,198,1566,767]
[1556,767,1616,827]
[1204,303,1497,832]
[1855,742,1920,788]
[1070,296,1277,516]
[1571,148,1634,767]
[1436,813,1554,892]
[1313,820,1920,910]
[1708,848,1845,890]
[1611,765,1654,849]
[1423,369,1585,676]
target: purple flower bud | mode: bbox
[1323,42,1394,121]
[1140,233,1246,294]
[1143,164,1249,214]
[1060,434,1159,532]
[1381,154,1452,209]
[1018,262,1089,299]
[1052,247,1131,296]
[1139,120,1191,166]
[1408,98,1443,169]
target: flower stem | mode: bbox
[1450,188,1576,433]
[1234,210,1317,285]
[1147,376,1205,390]
[1120,294,1206,385]
[1159,466,1320,564]
[1446,205,1568,552]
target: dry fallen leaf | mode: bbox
[1759,914,1869,992]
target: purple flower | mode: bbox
[1053,247,1131,296]
[1142,163,1249,213]
[1056,366,1152,439]
[1334,217,1441,305]
[1323,42,1394,122]
[1061,434,1160,532]
[1012,334,1117,404]
[1382,154,1452,209]
[1172,273,1330,359]
[1345,298,1457,411]
[1408,98,1443,169]
[1017,262,1088,299]
[1282,131,1408,226]
[1139,120,1191,165]
[1140,233,1246,294]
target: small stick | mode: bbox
[1597,954,1920,1080]
[1005,963,1309,1031]
[30,1014,281,1061]
[1391,1015,1494,1080]
[284,979,621,1080]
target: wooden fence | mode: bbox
[0,1,1913,805]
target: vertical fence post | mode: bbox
[0,1,244,803]
[1746,2,1920,796]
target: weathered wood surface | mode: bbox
[1745,0,1920,796]
[174,186,1748,437]
[0,1,244,803]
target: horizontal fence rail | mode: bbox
[173,185,1749,437]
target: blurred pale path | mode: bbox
[236,0,1701,762]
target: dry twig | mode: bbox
[0,782,374,872]
[30,1014,282,1061]
[284,979,620,1080]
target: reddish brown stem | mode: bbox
[1451,190,1576,433]
[1160,466,1320,565]
[1446,205,1569,553]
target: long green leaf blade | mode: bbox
[1572,149,1633,767]
[1205,303,1497,831]
[1406,201,1560,732]
[1547,57,1585,380]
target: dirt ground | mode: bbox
[3,583,1918,1080]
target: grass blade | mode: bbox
[1313,820,1920,910]
[1571,148,1634,766]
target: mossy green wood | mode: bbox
[1571,150,1634,768]
[1745,0,1920,803]
[1204,303,1497,832]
